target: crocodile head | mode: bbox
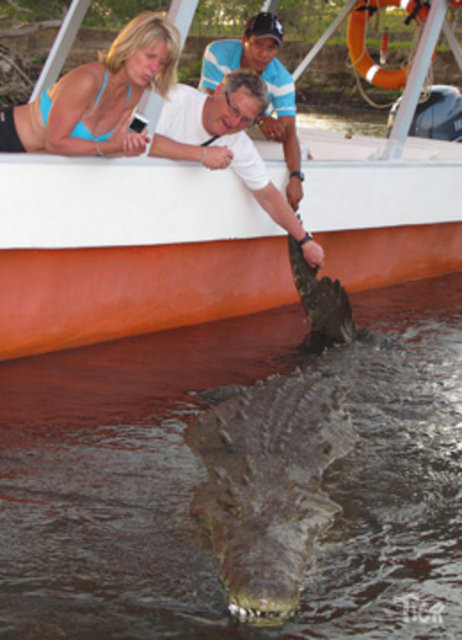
[193,479,339,624]
[222,490,339,625]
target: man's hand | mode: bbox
[301,239,325,270]
[252,181,325,270]
[286,176,303,212]
[202,145,233,170]
[259,115,287,142]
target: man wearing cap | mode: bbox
[199,12,306,212]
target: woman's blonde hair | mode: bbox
[101,12,180,97]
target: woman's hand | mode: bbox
[105,112,149,157]
[124,129,150,156]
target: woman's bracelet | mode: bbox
[96,141,106,158]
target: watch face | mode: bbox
[291,171,304,181]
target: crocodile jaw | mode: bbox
[228,592,298,626]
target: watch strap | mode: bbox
[297,232,313,247]
[290,170,305,181]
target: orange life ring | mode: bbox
[347,0,429,90]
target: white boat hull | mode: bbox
[1,133,461,361]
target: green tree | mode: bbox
[84,1,172,28]
[0,0,70,22]
[0,0,338,36]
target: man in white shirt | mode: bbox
[150,70,324,269]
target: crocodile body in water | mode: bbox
[185,367,356,623]
[185,237,359,624]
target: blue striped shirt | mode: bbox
[199,39,296,118]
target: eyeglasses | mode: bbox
[224,91,258,128]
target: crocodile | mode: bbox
[185,238,359,624]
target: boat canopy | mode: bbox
[28,0,462,160]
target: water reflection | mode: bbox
[297,107,388,138]
[0,273,460,640]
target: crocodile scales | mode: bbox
[185,368,356,623]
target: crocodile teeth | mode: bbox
[228,602,295,621]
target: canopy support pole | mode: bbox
[29,0,92,102]
[442,17,462,71]
[262,1,281,13]
[142,0,200,143]
[382,0,450,160]
[292,0,357,82]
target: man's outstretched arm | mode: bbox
[252,181,324,269]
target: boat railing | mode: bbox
[18,0,462,164]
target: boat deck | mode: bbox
[258,128,462,163]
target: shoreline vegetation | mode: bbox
[1,16,461,112]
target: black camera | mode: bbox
[128,112,149,133]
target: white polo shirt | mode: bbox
[156,84,269,192]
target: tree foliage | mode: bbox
[0,0,340,39]
[3,1,456,42]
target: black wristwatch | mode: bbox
[289,170,305,182]
[297,231,314,247]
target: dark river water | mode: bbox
[0,271,460,640]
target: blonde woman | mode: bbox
[0,12,180,157]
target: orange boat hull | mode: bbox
[1,221,461,362]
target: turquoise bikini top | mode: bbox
[40,68,131,142]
